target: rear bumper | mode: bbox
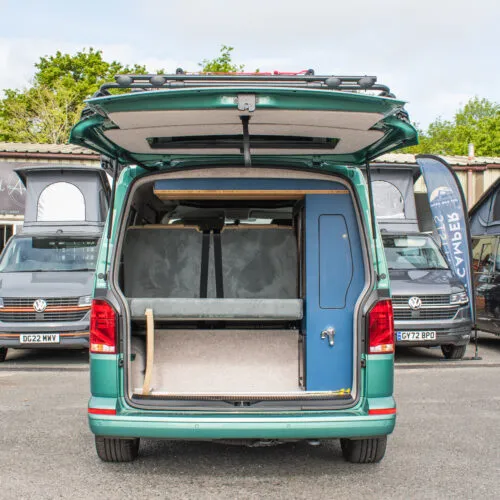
[88,401,396,440]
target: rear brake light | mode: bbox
[368,299,394,354]
[90,300,116,354]
[88,408,117,415]
[368,408,396,415]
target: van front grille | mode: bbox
[392,295,450,306]
[0,310,88,323]
[2,297,80,307]
[392,294,458,321]
[393,309,458,321]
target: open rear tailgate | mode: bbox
[70,74,417,168]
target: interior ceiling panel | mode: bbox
[107,109,385,131]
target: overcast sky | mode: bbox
[1,0,498,129]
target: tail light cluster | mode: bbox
[368,299,394,354]
[90,300,117,354]
[90,299,393,355]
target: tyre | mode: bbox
[441,344,467,360]
[0,348,7,362]
[340,436,387,463]
[95,436,140,462]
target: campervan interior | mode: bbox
[116,172,366,405]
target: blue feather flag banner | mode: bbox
[416,155,475,321]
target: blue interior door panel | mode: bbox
[305,194,365,392]
[319,215,353,309]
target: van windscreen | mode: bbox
[383,235,448,271]
[0,237,99,273]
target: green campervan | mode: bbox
[70,71,418,463]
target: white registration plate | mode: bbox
[19,333,60,344]
[396,331,437,341]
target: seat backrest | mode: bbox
[123,224,298,300]
[221,226,298,298]
[123,226,203,298]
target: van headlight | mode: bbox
[450,292,468,305]
[0,298,3,308]
[78,295,92,307]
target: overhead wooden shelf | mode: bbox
[153,189,349,201]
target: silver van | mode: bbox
[382,233,471,358]
[370,164,472,359]
[0,165,109,361]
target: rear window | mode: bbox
[0,237,99,273]
[372,180,405,219]
[37,182,86,222]
[383,235,448,271]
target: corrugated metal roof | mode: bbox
[375,153,500,166]
[0,142,499,165]
[0,142,97,155]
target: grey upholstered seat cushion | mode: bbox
[122,224,301,319]
[128,297,303,320]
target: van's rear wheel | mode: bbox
[95,436,140,462]
[340,436,387,463]
[441,344,467,360]
[0,348,7,362]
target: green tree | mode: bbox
[1,82,82,144]
[199,45,245,73]
[404,97,500,156]
[0,48,147,144]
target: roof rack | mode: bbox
[93,70,396,98]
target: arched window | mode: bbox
[37,182,85,222]
[372,180,405,219]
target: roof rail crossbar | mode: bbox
[92,73,395,98]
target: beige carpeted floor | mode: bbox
[130,329,301,395]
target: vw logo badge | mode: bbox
[408,296,422,310]
[33,299,47,313]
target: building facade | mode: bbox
[375,152,500,208]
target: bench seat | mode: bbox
[128,298,303,321]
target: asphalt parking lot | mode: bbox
[1,332,499,499]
